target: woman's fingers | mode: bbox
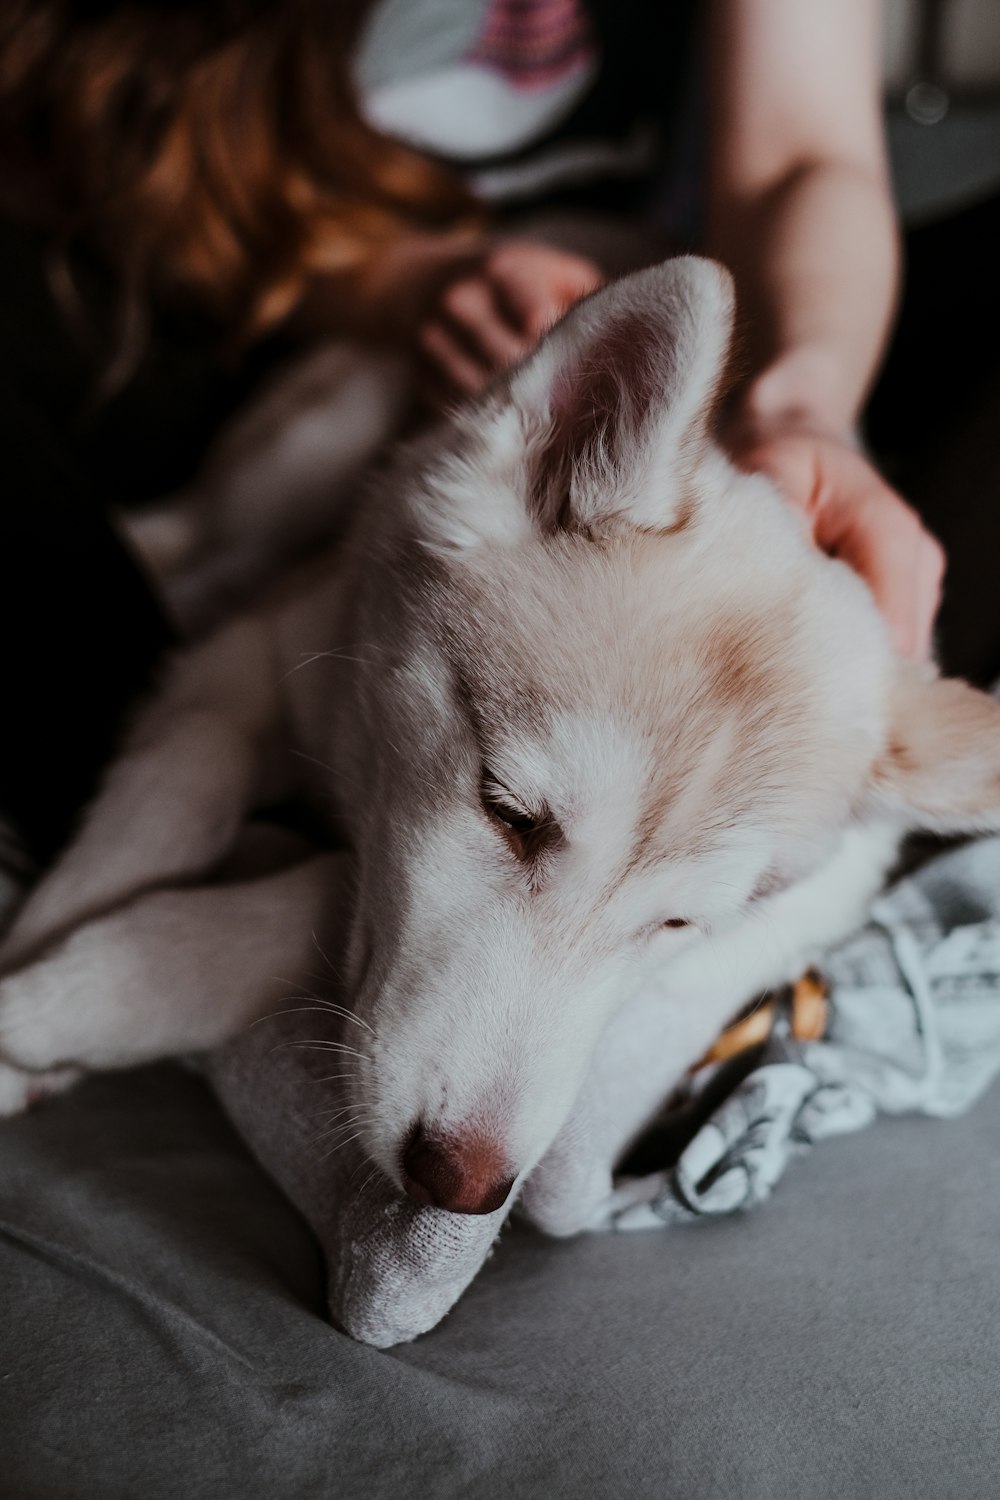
[420,273,529,395]
[735,431,945,660]
[823,480,945,660]
[419,241,605,399]
[417,318,491,396]
[488,245,604,340]
[439,276,528,368]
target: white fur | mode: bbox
[4,258,1000,1216]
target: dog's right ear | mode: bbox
[873,665,1000,833]
[420,256,735,552]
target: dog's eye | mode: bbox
[636,916,694,945]
[480,772,558,862]
[490,802,542,837]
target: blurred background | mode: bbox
[870,0,1000,683]
[882,0,1000,221]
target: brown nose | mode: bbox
[402,1123,516,1215]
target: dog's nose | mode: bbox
[401,1123,516,1214]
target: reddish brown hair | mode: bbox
[0,0,474,359]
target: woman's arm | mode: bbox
[706,0,897,431]
[706,0,944,656]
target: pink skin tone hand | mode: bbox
[730,429,945,661]
[418,241,604,396]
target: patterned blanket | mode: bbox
[601,833,1000,1230]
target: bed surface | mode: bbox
[2,1061,998,1500]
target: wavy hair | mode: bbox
[0,0,474,377]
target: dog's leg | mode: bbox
[0,853,345,1081]
[123,344,410,634]
[0,617,283,970]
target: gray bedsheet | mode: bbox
[2,1059,998,1499]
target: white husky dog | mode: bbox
[2,258,999,1219]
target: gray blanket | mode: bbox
[3,832,1000,1496]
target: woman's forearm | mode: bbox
[707,158,900,437]
[704,0,899,438]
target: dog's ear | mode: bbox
[422,256,735,551]
[873,666,1000,832]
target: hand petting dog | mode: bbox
[728,426,945,663]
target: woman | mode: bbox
[0,0,942,867]
[403,0,943,664]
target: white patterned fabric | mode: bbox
[600,834,1000,1231]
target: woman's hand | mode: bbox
[730,425,945,660]
[419,241,604,397]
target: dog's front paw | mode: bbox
[0,1057,82,1117]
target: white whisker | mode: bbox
[309,930,359,993]
[253,1003,374,1036]
[281,646,378,681]
[309,1115,370,1147]
[270,1040,369,1061]
[310,1102,365,1124]
[316,1129,367,1162]
[359,1169,380,1197]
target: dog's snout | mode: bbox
[401,1122,515,1215]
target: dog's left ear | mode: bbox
[874,666,1000,832]
[423,256,735,550]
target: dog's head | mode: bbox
[336,258,1000,1211]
